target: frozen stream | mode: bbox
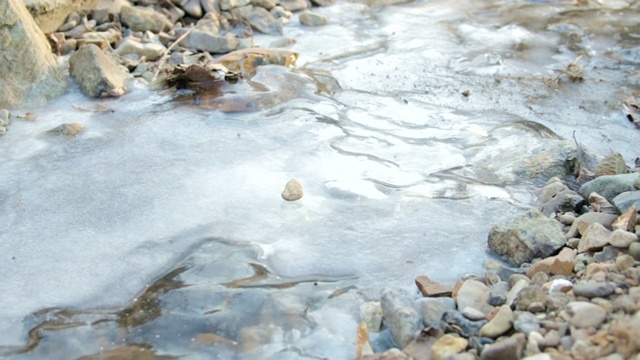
[2,0,640,358]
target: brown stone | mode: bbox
[415,275,453,297]
[526,248,576,278]
[281,178,303,201]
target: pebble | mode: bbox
[280,0,310,12]
[114,37,166,61]
[120,6,172,33]
[415,275,453,297]
[455,279,492,315]
[629,242,640,260]
[557,212,575,225]
[578,222,611,253]
[480,333,526,360]
[616,254,635,271]
[608,229,638,247]
[505,279,528,308]
[515,285,547,311]
[380,287,422,348]
[281,178,303,201]
[526,247,576,278]
[430,334,468,360]
[461,306,486,321]
[479,305,513,338]
[441,310,487,338]
[562,301,607,328]
[572,281,616,298]
[417,297,456,329]
[514,311,541,335]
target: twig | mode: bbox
[151,26,195,84]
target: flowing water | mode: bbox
[1,0,640,358]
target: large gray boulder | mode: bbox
[0,0,66,108]
[487,209,565,265]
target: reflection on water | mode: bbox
[2,0,640,358]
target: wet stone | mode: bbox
[572,282,616,298]
[441,310,487,338]
[299,11,327,26]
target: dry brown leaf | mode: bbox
[355,321,374,357]
[612,205,637,232]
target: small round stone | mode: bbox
[281,178,303,201]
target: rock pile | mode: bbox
[1,0,332,133]
[356,154,640,360]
